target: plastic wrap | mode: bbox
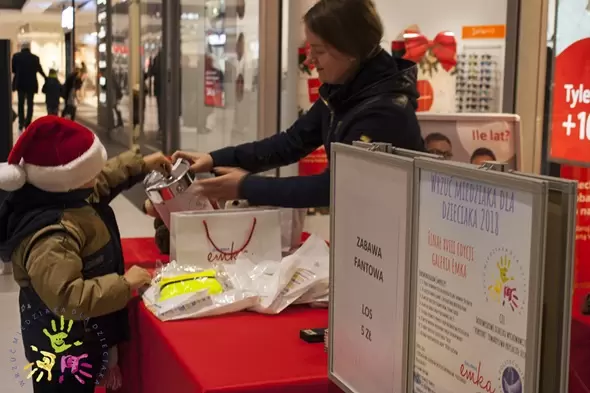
[142,235,330,321]
[142,261,259,321]
[223,234,330,314]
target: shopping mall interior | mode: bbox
[1,0,590,392]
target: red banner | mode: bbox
[205,62,224,108]
[416,80,434,112]
[549,38,590,164]
[298,146,328,176]
[307,78,321,104]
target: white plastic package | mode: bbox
[142,261,259,321]
[222,234,330,314]
[142,235,330,321]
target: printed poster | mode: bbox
[413,170,534,393]
[420,115,518,168]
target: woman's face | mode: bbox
[305,26,356,85]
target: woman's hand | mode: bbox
[144,152,172,174]
[171,151,214,173]
[196,167,249,201]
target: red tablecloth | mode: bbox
[117,236,334,393]
[116,301,330,393]
[121,237,169,268]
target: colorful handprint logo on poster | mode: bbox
[483,248,526,315]
[23,314,93,385]
[487,255,519,311]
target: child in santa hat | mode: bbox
[0,116,171,392]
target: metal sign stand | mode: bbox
[328,141,577,393]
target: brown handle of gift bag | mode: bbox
[202,218,257,256]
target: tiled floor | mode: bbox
[0,106,330,391]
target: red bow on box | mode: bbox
[298,41,315,73]
[402,30,457,72]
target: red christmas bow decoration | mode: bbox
[298,41,315,71]
[402,30,457,72]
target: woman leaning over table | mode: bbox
[174,0,425,208]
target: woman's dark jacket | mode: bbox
[209,49,424,208]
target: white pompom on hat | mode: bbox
[0,116,108,192]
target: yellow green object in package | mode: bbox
[158,269,224,302]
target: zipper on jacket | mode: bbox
[320,94,334,129]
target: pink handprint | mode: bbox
[58,354,93,384]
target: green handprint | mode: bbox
[43,315,83,354]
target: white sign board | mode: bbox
[412,167,540,393]
[330,144,411,393]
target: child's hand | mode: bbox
[144,152,172,174]
[103,365,122,390]
[144,199,159,218]
[124,266,152,290]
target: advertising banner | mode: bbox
[419,113,520,169]
[298,145,328,177]
[550,3,590,392]
[549,0,590,165]
[204,58,224,108]
[298,113,521,176]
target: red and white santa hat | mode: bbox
[0,116,107,192]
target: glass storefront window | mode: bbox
[290,0,511,118]
[376,0,509,114]
[110,0,131,144]
[140,1,163,151]
[178,0,260,151]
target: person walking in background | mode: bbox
[11,42,46,131]
[42,69,62,115]
[149,50,164,137]
[61,68,85,120]
[111,71,124,128]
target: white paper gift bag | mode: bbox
[170,208,282,269]
[223,201,307,251]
